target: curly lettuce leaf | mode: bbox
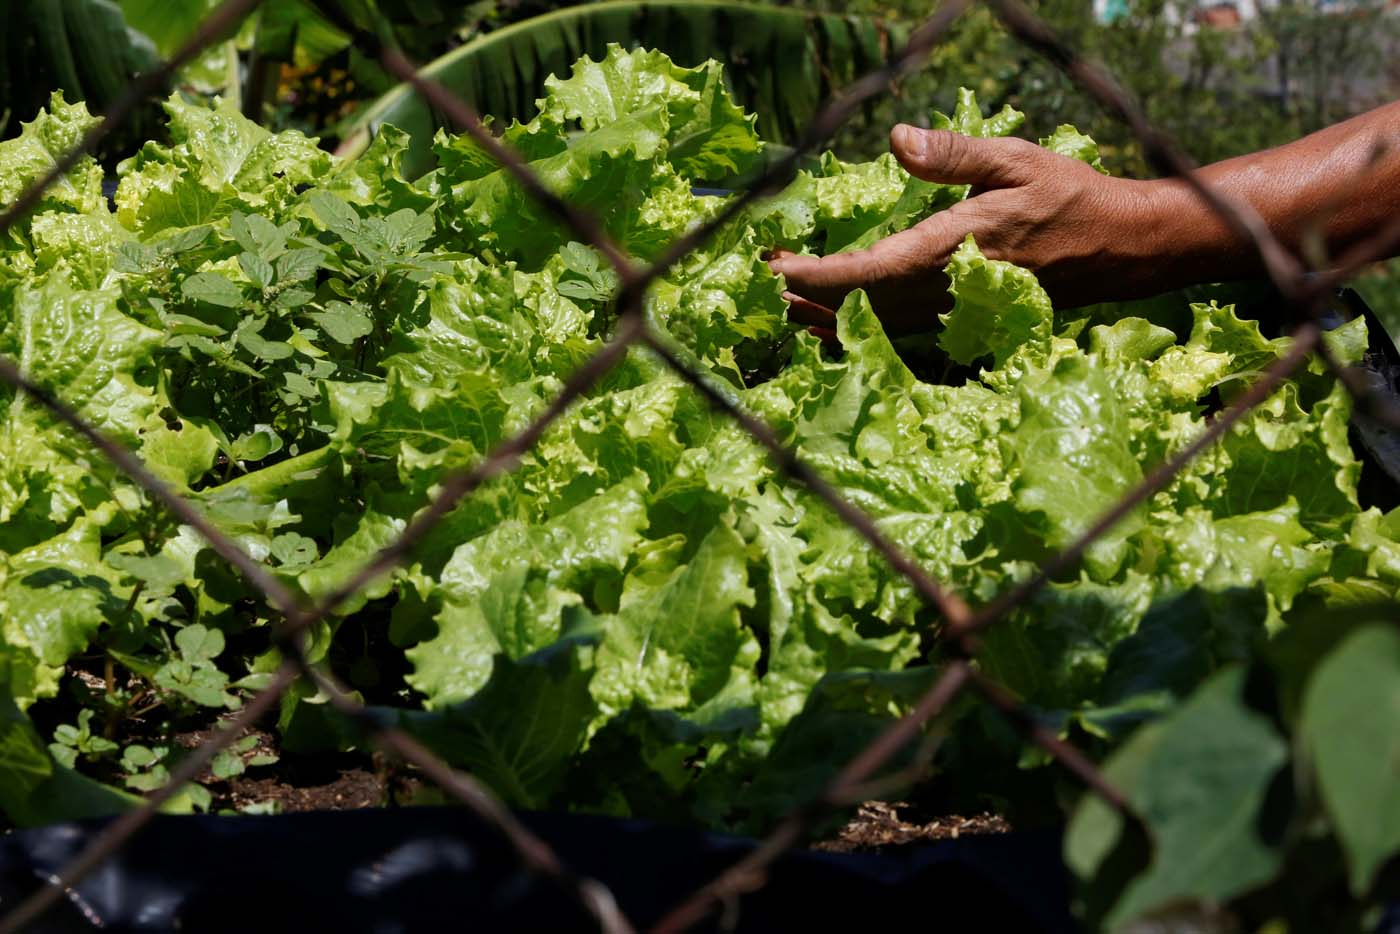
[540,43,761,182]
[406,476,649,707]
[0,280,163,534]
[939,235,1055,367]
[116,94,331,235]
[593,522,759,725]
[0,92,106,220]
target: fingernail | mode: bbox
[891,124,924,157]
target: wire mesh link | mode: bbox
[1325,209,1400,296]
[637,328,976,627]
[983,0,1400,427]
[292,659,637,934]
[0,0,267,238]
[0,359,302,619]
[951,323,1322,638]
[0,0,1396,929]
[0,663,297,934]
[649,659,973,934]
[377,44,642,284]
[0,365,640,933]
[289,313,647,635]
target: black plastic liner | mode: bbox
[0,808,1077,932]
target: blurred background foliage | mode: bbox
[2,0,1398,323]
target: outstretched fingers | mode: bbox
[771,209,977,304]
[766,132,1038,335]
[770,248,881,311]
[890,126,1045,189]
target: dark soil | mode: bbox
[170,723,1014,856]
[200,734,1010,853]
[814,801,1011,853]
[37,678,1013,852]
[174,725,397,813]
[225,765,387,811]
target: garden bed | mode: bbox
[7,36,1400,934]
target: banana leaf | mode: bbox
[1,0,162,143]
[336,0,907,178]
[119,0,242,92]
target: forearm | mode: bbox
[1137,101,1400,290]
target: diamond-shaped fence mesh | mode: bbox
[0,0,1396,930]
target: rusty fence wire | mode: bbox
[0,0,1395,929]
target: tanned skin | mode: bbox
[770,102,1400,336]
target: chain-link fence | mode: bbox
[1,0,1397,930]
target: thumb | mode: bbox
[890,126,1041,189]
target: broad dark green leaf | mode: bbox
[1300,624,1400,893]
[1066,667,1287,928]
[398,633,599,809]
[183,272,244,308]
[238,251,274,289]
[310,302,375,345]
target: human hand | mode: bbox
[770,125,1168,336]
